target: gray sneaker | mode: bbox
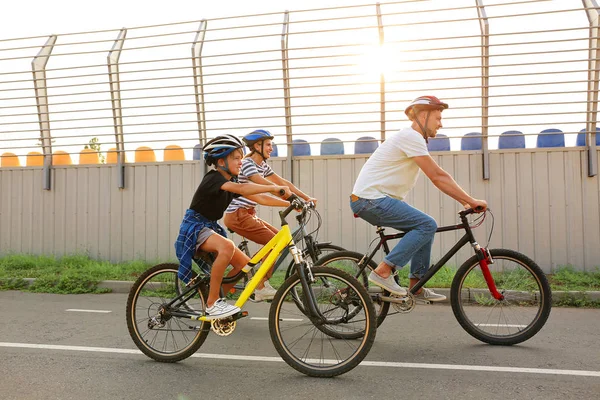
[368,271,408,296]
[254,282,277,302]
[414,288,447,302]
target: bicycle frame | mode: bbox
[359,210,502,299]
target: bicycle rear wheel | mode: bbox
[451,249,552,345]
[126,263,210,362]
[316,251,389,327]
[269,266,377,377]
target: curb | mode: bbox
[17,278,600,302]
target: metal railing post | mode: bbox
[281,11,293,182]
[376,3,386,142]
[192,20,208,147]
[32,35,57,190]
[583,0,599,177]
[476,0,490,180]
[108,28,127,188]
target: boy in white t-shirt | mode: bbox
[351,96,487,302]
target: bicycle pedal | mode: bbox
[231,311,249,321]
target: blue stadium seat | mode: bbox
[576,128,600,146]
[354,136,379,154]
[320,138,344,155]
[193,144,202,160]
[498,130,525,149]
[427,134,450,152]
[460,132,482,151]
[537,128,564,148]
[292,139,311,156]
[270,143,279,157]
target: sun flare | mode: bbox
[355,43,400,78]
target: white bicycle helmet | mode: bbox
[203,134,244,174]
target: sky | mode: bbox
[0,0,595,162]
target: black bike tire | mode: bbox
[316,250,389,327]
[268,266,377,377]
[126,263,211,362]
[450,249,552,346]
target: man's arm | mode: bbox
[413,155,487,210]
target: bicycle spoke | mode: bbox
[127,264,210,360]
[270,266,376,377]
[451,250,551,345]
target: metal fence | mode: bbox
[1,0,599,270]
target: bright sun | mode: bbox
[355,43,400,78]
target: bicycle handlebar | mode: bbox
[279,194,314,225]
[459,206,486,217]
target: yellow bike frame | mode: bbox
[234,224,295,306]
[194,224,296,321]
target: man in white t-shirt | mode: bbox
[350,95,488,302]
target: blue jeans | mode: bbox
[350,196,437,278]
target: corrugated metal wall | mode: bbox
[1,148,598,272]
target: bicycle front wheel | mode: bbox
[269,266,377,377]
[451,249,552,346]
[126,263,210,362]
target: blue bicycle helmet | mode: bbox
[243,129,275,159]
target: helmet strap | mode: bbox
[414,110,431,143]
[250,142,267,161]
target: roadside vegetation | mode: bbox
[0,254,598,307]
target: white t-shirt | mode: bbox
[352,127,429,200]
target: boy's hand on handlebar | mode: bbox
[274,186,292,199]
[306,197,318,207]
[467,199,488,213]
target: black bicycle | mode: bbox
[316,208,552,346]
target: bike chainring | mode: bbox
[210,319,237,336]
[391,293,416,313]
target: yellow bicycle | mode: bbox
[125,194,377,377]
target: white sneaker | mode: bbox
[254,282,277,302]
[414,288,447,302]
[368,271,408,296]
[205,298,241,320]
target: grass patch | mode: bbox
[2,254,600,305]
[0,253,154,294]
[555,292,600,308]
[548,265,600,291]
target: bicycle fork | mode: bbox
[290,245,327,324]
[472,243,504,300]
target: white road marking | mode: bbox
[250,317,303,322]
[65,309,112,313]
[1,342,599,377]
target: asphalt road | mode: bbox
[1,291,599,400]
